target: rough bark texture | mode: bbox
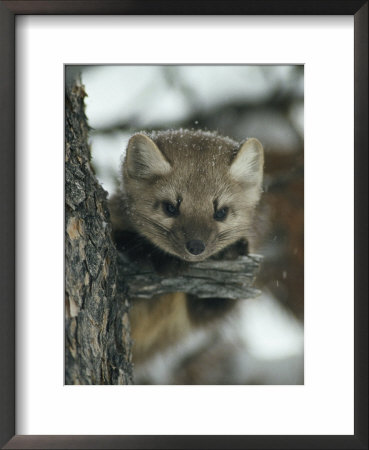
[65,76,133,385]
[117,252,262,300]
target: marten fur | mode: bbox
[109,130,263,365]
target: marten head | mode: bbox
[122,130,263,262]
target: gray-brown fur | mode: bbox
[109,129,264,364]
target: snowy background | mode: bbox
[72,65,304,384]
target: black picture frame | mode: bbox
[0,1,367,449]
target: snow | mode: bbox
[83,65,192,129]
[89,131,130,195]
[239,292,303,360]
[82,65,303,131]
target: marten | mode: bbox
[109,129,264,367]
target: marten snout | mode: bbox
[186,240,206,255]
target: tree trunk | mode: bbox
[65,74,133,385]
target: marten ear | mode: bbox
[230,138,264,188]
[125,134,172,179]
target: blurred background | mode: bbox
[73,65,304,384]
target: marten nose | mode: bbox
[186,240,205,255]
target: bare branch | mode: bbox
[117,252,262,300]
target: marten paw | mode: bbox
[212,238,249,261]
[150,253,189,276]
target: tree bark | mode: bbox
[65,74,133,385]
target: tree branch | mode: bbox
[117,252,262,300]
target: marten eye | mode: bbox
[163,202,179,217]
[214,207,228,221]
